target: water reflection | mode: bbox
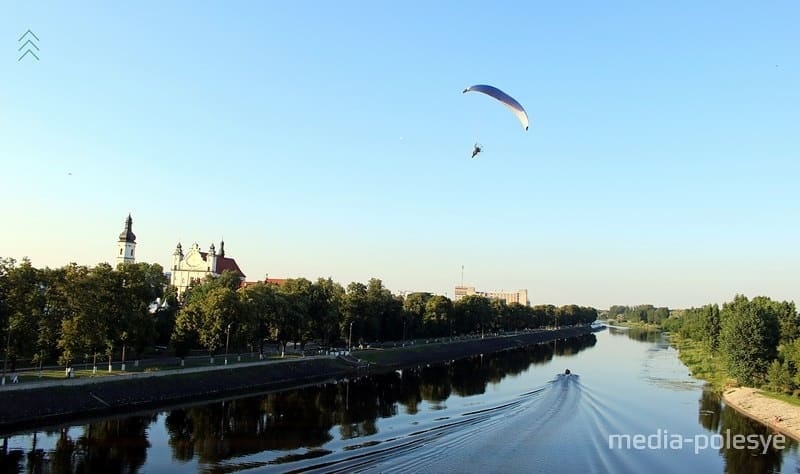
[697,390,797,474]
[4,332,798,473]
[2,335,595,472]
[608,326,661,343]
[1,417,152,474]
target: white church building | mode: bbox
[115,214,248,297]
[169,240,246,297]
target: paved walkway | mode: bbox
[0,354,336,393]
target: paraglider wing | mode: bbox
[463,84,529,131]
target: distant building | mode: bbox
[265,276,288,286]
[116,214,136,266]
[454,286,529,306]
[169,240,246,297]
[241,274,289,288]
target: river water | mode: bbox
[2,328,799,473]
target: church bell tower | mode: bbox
[117,214,137,265]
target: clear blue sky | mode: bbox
[2,1,798,309]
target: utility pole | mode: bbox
[461,265,464,286]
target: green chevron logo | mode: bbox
[18,29,40,61]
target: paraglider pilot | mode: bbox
[471,143,482,159]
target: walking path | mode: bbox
[0,355,335,393]
[723,387,800,442]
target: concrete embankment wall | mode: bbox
[0,326,593,433]
[362,326,593,369]
[0,358,352,433]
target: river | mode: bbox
[2,328,799,473]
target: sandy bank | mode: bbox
[723,387,800,442]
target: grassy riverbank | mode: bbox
[11,352,297,385]
[603,320,661,331]
[761,390,800,408]
[669,333,800,441]
[671,333,800,406]
[669,334,732,391]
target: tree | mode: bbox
[403,293,431,339]
[608,305,630,320]
[342,282,368,345]
[454,295,492,336]
[197,286,241,360]
[56,264,111,369]
[557,305,580,327]
[779,337,800,386]
[490,299,509,332]
[171,303,199,360]
[365,278,402,342]
[308,278,345,346]
[89,263,124,371]
[238,282,274,355]
[531,304,556,328]
[776,301,800,346]
[503,302,532,331]
[35,267,70,369]
[765,360,793,394]
[154,285,179,346]
[279,278,312,350]
[719,295,781,386]
[117,262,166,361]
[700,304,721,352]
[424,295,453,337]
[3,258,45,372]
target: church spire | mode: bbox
[118,213,136,243]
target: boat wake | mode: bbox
[263,373,643,473]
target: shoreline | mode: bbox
[0,326,595,434]
[722,387,800,442]
[670,333,800,440]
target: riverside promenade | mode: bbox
[0,326,596,433]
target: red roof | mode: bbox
[216,256,245,278]
[240,277,287,288]
[198,252,246,279]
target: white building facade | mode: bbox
[454,286,529,306]
[169,240,246,297]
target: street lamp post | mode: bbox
[348,321,353,353]
[224,323,232,366]
[1,326,10,386]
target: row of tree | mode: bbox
[607,304,671,325]
[0,258,170,371]
[663,295,800,391]
[172,271,597,357]
[0,257,598,369]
